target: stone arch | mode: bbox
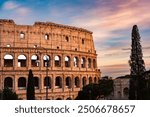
[88,58,92,68]
[4,54,13,67]
[65,77,71,88]
[94,77,97,83]
[44,34,49,40]
[55,55,61,67]
[74,77,80,88]
[82,77,86,87]
[93,59,96,68]
[65,56,70,67]
[4,77,13,88]
[31,54,39,67]
[66,97,72,100]
[43,55,50,67]
[56,98,62,100]
[81,57,86,68]
[123,87,129,95]
[33,77,39,89]
[89,77,92,84]
[44,76,51,88]
[74,57,79,67]
[18,77,26,89]
[18,54,27,67]
[55,76,62,88]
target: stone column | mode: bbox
[62,74,65,92]
[79,74,82,89]
[52,74,55,92]
[51,53,54,70]
[72,74,74,91]
[61,54,64,70]
[70,54,74,70]
[14,53,17,70]
[14,75,18,91]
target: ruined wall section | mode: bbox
[0,19,95,54]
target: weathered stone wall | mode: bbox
[0,19,100,100]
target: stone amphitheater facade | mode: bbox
[0,19,100,100]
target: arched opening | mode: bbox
[123,87,129,95]
[56,98,62,100]
[82,77,86,87]
[44,76,51,88]
[94,77,97,83]
[4,54,13,67]
[4,77,13,88]
[55,76,62,88]
[66,97,72,100]
[18,77,26,89]
[89,77,92,84]
[93,59,96,68]
[88,58,91,68]
[33,77,39,89]
[18,55,27,67]
[81,57,86,68]
[75,77,80,88]
[66,77,71,88]
[31,55,39,67]
[74,57,79,67]
[20,32,25,39]
[44,34,49,40]
[65,36,69,42]
[65,56,70,67]
[55,55,61,67]
[43,55,50,67]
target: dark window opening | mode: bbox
[65,36,69,42]
[89,77,92,84]
[18,77,26,89]
[45,34,49,40]
[4,54,13,67]
[31,55,39,67]
[66,77,71,88]
[4,77,13,88]
[55,55,61,67]
[81,57,86,68]
[33,77,39,89]
[44,76,51,88]
[55,76,62,88]
[88,58,91,68]
[82,77,86,87]
[93,59,96,68]
[18,55,26,67]
[65,56,70,67]
[82,39,84,44]
[75,77,80,88]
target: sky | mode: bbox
[1,0,150,78]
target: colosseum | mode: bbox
[0,19,100,100]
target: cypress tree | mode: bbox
[129,25,147,99]
[26,69,35,100]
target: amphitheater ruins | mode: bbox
[0,19,100,99]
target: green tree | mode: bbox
[129,25,147,100]
[26,69,35,100]
[75,79,114,100]
[0,87,18,100]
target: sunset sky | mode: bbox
[1,0,150,77]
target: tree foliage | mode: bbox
[75,79,114,100]
[0,87,18,100]
[26,69,35,100]
[129,25,147,100]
